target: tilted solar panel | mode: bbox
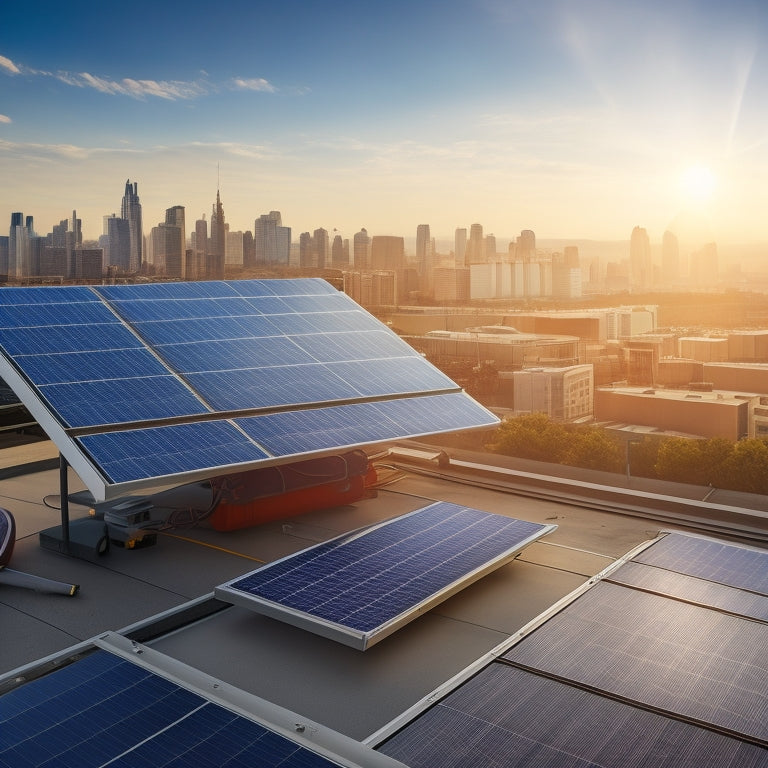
[215,502,555,649]
[0,649,352,768]
[0,279,498,500]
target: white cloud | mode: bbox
[0,114,11,124]
[0,55,20,75]
[231,77,276,93]
[54,71,209,100]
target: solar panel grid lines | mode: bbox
[216,502,554,649]
[377,662,768,768]
[502,580,768,744]
[373,531,768,767]
[606,560,768,623]
[632,532,768,596]
[0,278,499,500]
[0,650,352,768]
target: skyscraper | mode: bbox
[370,235,405,271]
[254,211,289,265]
[416,224,431,277]
[165,206,186,279]
[194,216,208,278]
[454,227,467,267]
[467,223,484,263]
[121,180,143,273]
[353,228,370,269]
[313,228,330,270]
[209,190,226,279]
[104,214,131,272]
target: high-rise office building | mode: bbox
[454,227,467,267]
[121,180,143,273]
[254,211,290,265]
[516,230,536,261]
[630,226,652,291]
[165,206,186,279]
[371,235,405,271]
[331,234,348,268]
[416,224,430,277]
[209,190,226,279]
[299,231,313,268]
[314,228,330,270]
[467,223,484,263]
[194,216,208,278]
[353,228,371,269]
[254,211,280,264]
[104,214,131,272]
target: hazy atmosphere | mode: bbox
[3,0,768,246]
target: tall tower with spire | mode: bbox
[209,189,226,279]
[121,180,143,273]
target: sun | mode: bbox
[678,164,716,205]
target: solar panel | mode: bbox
[503,580,768,743]
[378,663,768,768]
[632,531,768,596]
[374,530,768,766]
[0,649,350,768]
[0,280,498,500]
[215,502,555,649]
[607,560,768,622]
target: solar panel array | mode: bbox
[216,502,555,649]
[0,280,497,499]
[0,649,347,768]
[376,531,768,766]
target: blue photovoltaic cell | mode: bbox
[0,323,144,356]
[0,285,99,305]
[78,421,270,483]
[378,663,768,768]
[0,301,117,329]
[95,281,239,301]
[0,279,498,497]
[607,560,768,622]
[326,358,455,397]
[632,531,768,596]
[503,580,768,743]
[105,296,260,323]
[231,277,337,297]
[39,376,208,429]
[155,336,315,373]
[291,331,419,363]
[0,650,344,768]
[264,311,384,335]
[13,348,171,386]
[130,314,280,345]
[274,293,359,314]
[236,393,497,457]
[185,365,361,411]
[217,502,552,647]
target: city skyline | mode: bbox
[3,1,768,246]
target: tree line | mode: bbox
[487,413,768,495]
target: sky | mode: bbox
[3,0,768,249]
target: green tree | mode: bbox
[488,413,569,463]
[655,437,707,484]
[720,439,768,494]
[562,428,623,472]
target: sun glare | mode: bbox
[679,164,716,205]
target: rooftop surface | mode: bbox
[3,438,768,766]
